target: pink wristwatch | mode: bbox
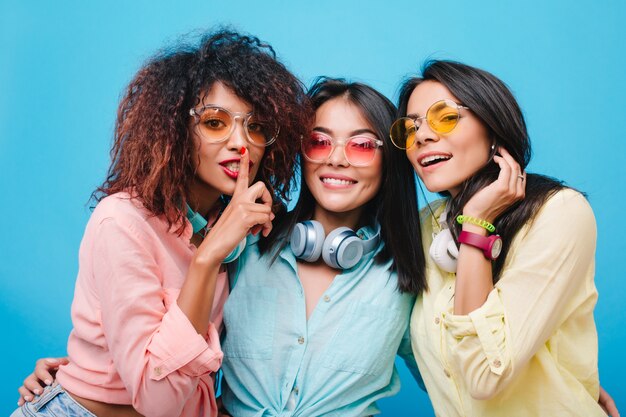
[458,231,503,260]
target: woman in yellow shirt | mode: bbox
[388,60,608,416]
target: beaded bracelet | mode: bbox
[456,215,496,233]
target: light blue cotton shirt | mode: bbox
[221,226,422,417]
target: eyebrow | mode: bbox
[312,126,378,137]
[406,113,421,119]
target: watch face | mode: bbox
[491,237,503,259]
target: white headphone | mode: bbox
[428,207,459,273]
[290,220,380,269]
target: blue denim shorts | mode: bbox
[10,383,96,417]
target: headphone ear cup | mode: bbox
[429,228,458,273]
[446,237,459,259]
[322,227,362,269]
[290,220,325,262]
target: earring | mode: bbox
[491,143,496,151]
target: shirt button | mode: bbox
[298,336,305,344]
[154,367,162,376]
[493,359,502,368]
[294,387,299,395]
[444,369,451,378]
[323,295,331,302]
[434,317,440,325]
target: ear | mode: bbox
[487,139,498,162]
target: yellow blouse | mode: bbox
[410,188,605,416]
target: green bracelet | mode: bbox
[456,215,496,233]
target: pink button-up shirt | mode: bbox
[56,192,228,417]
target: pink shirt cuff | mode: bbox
[147,300,223,381]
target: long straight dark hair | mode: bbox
[259,77,426,294]
[397,60,566,283]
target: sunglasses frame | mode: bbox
[189,104,279,147]
[390,99,469,150]
[302,131,383,167]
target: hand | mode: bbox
[196,147,274,263]
[599,385,620,416]
[462,147,525,224]
[17,357,68,406]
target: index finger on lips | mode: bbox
[234,147,250,196]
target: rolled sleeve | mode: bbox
[442,189,597,400]
[93,216,221,417]
[148,300,223,380]
[443,289,510,398]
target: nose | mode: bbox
[412,120,440,148]
[326,142,349,167]
[225,117,248,151]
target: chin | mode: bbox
[320,202,350,213]
[420,180,451,195]
[208,181,236,197]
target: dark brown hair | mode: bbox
[260,77,427,294]
[93,29,312,233]
[397,60,566,284]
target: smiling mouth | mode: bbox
[419,154,452,167]
[321,177,357,186]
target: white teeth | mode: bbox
[321,177,355,185]
[224,162,240,172]
[420,154,451,166]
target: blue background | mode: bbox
[1,1,625,415]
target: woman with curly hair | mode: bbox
[17,76,426,417]
[11,29,310,417]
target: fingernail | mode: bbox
[240,147,246,155]
[24,395,33,402]
[44,379,52,386]
[34,388,41,395]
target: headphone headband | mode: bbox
[290,221,381,269]
[186,204,208,234]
